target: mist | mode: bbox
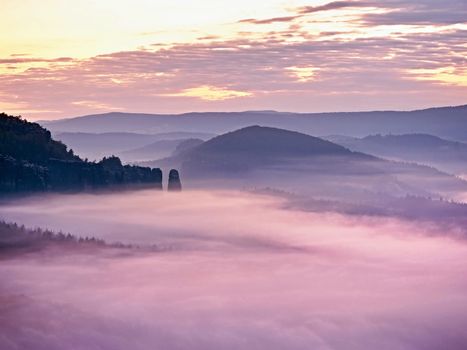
[1,189,467,349]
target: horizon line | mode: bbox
[35,103,467,123]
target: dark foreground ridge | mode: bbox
[0,113,165,193]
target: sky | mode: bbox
[0,0,466,120]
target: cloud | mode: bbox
[406,67,467,87]
[360,0,467,25]
[237,1,371,26]
[238,16,299,25]
[1,28,465,119]
[0,57,73,64]
[0,0,466,119]
[297,0,370,14]
[165,85,252,101]
[285,66,319,82]
[71,100,124,110]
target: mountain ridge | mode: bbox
[326,133,467,174]
[40,105,467,141]
[146,125,467,200]
[40,104,467,124]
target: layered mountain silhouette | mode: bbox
[55,131,214,161]
[325,133,467,174]
[41,105,467,141]
[172,139,205,156]
[5,111,467,199]
[171,125,370,173]
[151,125,467,198]
[119,139,203,162]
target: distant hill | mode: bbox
[121,137,206,163]
[55,131,215,161]
[172,139,204,156]
[118,139,196,162]
[0,113,162,193]
[191,125,354,158]
[1,113,79,164]
[147,125,368,171]
[41,105,467,141]
[150,125,467,199]
[325,134,467,174]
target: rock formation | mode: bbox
[0,113,163,193]
[167,169,182,191]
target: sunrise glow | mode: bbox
[0,0,466,119]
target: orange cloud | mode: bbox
[407,67,467,87]
[166,85,252,101]
[286,66,319,82]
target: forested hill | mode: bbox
[0,112,79,163]
[0,113,162,193]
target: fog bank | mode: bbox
[1,189,467,349]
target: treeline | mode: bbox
[0,220,107,253]
[0,113,162,192]
[0,220,166,255]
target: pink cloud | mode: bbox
[0,1,465,119]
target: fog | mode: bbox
[1,189,467,349]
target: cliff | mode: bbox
[0,113,162,193]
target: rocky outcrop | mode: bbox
[0,113,164,193]
[167,169,182,191]
[0,155,164,193]
[0,155,48,192]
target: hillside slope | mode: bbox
[326,133,467,174]
[54,131,215,160]
[119,139,193,162]
[152,125,467,199]
[175,126,368,172]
